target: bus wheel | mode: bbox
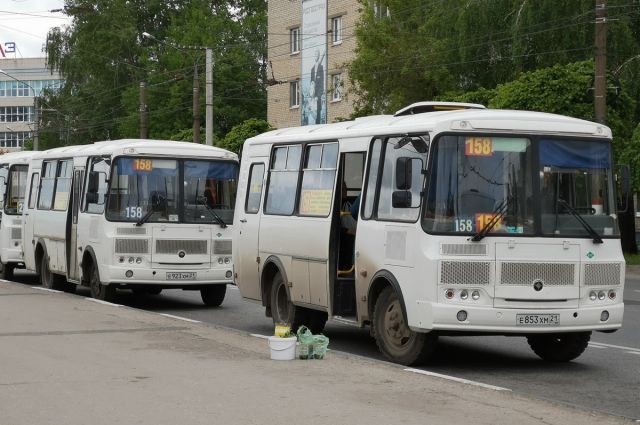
[306,310,328,334]
[88,263,115,302]
[41,255,66,290]
[201,285,226,307]
[1,263,15,281]
[526,332,591,362]
[270,271,306,331]
[373,287,437,366]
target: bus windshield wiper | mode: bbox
[194,189,227,228]
[557,199,603,244]
[470,197,510,242]
[135,208,155,227]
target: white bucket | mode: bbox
[268,336,297,360]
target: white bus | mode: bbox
[0,151,38,280]
[22,139,238,304]
[233,102,626,365]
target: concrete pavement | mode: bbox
[0,280,633,425]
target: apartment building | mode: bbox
[0,57,62,151]
[267,0,360,129]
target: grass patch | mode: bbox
[624,253,640,265]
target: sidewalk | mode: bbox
[0,281,632,425]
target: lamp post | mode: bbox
[142,32,213,146]
[0,69,39,151]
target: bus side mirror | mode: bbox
[615,164,630,213]
[392,190,412,208]
[396,157,413,190]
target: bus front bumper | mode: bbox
[412,301,624,334]
[103,265,233,287]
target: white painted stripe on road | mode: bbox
[250,333,270,339]
[625,351,640,356]
[332,316,359,327]
[587,343,607,349]
[228,285,239,291]
[589,341,640,354]
[404,368,511,392]
[634,289,640,293]
[32,286,62,293]
[158,313,201,323]
[85,298,122,307]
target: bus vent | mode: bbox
[117,227,147,235]
[156,239,208,255]
[440,261,491,285]
[213,240,232,255]
[115,238,149,254]
[440,243,487,256]
[11,227,21,240]
[584,263,621,286]
[500,262,574,286]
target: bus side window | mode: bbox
[53,160,73,211]
[28,173,39,210]
[245,163,265,214]
[299,143,338,217]
[265,145,302,215]
[362,139,383,219]
[85,157,110,214]
[38,161,57,210]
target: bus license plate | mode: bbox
[166,272,197,280]
[516,314,559,326]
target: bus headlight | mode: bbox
[224,257,231,264]
[589,291,597,301]
[128,257,135,264]
[136,257,143,264]
[598,290,606,301]
[460,290,468,300]
[471,290,480,300]
[217,257,224,265]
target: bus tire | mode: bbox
[40,255,66,290]
[1,263,15,281]
[372,286,437,366]
[306,309,328,334]
[526,332,591,362]
[88,262,115,302]
[270,271,306,331]
[201,285,226,307]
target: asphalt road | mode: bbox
[9,271,640,421]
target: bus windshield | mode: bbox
[423,135,618,238]
[106,157,238,224]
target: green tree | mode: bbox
[219,118,272,156]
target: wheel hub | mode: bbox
[384,299,411,347]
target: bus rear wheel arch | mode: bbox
[372,286,437,366]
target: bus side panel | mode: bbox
[34,211,67,274]
[22,166,40,272]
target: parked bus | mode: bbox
[0,150,38,280]
[233,102,627,365]
[22,139,238,304]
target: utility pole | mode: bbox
[205,48,213,146]
[193,66,201,144]
[139,82,148,139]
[33,96,39,151]
[594,0,607,124]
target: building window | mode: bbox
[290,80,300,108]
[0,106,34,122]
[332,16,343,44]
[0,79,63,97]
[290,27,300,54]
[0,131,30,148]
[373,2,390,19]
[331,74,343,102]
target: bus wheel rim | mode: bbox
[383,299,412,349]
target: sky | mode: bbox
[0,0,72,58]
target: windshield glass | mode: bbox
[106,157,238,224]
[107,158,180,222]
[423,135,533,235]
[539,139,618,236]
[5,165,28,215]
[0,164,8,210]
[184,160,238,224]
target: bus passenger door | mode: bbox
[22,170,39,272]
[66,168,84,281]
[235,159,267,301]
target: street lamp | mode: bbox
[142,32,214,146]
[0,69,39,151]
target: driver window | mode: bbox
[85,157,110,214]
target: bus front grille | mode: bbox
[115,239,149,254]
[213,240,232,255]
[500,262,575,286]
[440,261,491,285]
[584,263,621,286]
[117,227,147,235]
[155,239,208,255]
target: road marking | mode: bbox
[589,341,640,354]
[158,313,201,323]
[85,298,122,307]
[625,351,640,356]
[332,316,359,327]
[32,287,62,293]
[228,286,239,291]
[587,343,606,349]
[634,290,640,293]
[250,333,270,339]
[404,368,511,391]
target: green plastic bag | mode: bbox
[296,326,314,359]
[311,334,329,359]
